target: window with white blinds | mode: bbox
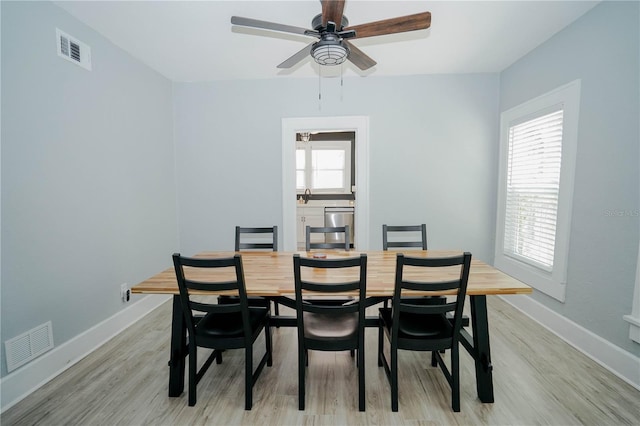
[495,80,581,302]
[504,108,563,271]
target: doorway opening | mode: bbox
[295,131,355,249]
[282,116,370,251]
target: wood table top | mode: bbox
[131,250,532,297]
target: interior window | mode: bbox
[296,140,351,194]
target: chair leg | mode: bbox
[391,345,398,412]
[216,350,223,364]
[245,346,253,410]
[431,350,437,367]
[188,345,197,406]
[358,340,365,411]
[451,344,460,412]
[378,324,384,367]
[265,323,273,367]
[273,301,280,328]
[298,344,306,410]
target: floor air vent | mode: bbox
[5,321,54,373]
[56,28,91,71]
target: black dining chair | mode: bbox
[293,253,367,411]
[235,225,278,251]
[382,223,436,309]
[172,253,272,409]
[382,224,428,251]
[378,252,471,412]
[234,226,280,315]
[305,225,350,251]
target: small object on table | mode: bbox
[312,253,327,259]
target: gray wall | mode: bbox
[1,1,178,377]
[500,1,640,355]
[172,74,500,262]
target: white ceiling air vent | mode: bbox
[56,28,91,71]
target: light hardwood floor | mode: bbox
[3,297,639,425]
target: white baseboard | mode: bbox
[501,294,640,391]
[0,294,171,413]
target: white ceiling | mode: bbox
[54,0,600,82]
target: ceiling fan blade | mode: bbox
[277,43,314,69]
[321,0,345,28]
[345,12,431,39]
[231,16,318,37]
[344,40,376,70]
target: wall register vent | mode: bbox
[56,28,92,70]
[5,321,54,373]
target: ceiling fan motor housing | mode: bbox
[312,13,349,31]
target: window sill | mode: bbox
[494,255,566,302]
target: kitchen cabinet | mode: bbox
[296,206,325,246]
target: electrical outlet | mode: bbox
[120,283,130,302]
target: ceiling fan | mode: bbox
[231,0,431,71]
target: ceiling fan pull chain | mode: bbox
[318,66,322,111]
[340,63,344,102]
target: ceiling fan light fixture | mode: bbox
[311,36,349,66]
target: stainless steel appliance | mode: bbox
[324,207,355,248]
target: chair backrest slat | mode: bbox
[401,279,461,292]
[399,301,458,315]
[299,280,362,293]
[185,280,240,292]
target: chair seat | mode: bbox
[303,311,358,340]
[196,307,268,339]
[379,308,452,339]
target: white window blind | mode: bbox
[504,108,564,271]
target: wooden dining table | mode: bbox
[132,250,532,404]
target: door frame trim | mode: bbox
[282,116,370,251]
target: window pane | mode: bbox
[296,171,305,189]
[313,170,343,189]
[312,150,345,170]
[296,149,305,169]
[311,149,345,190]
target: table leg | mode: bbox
[168,295,186,397]
[470,295,494,403]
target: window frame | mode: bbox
[494,80,581,302]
